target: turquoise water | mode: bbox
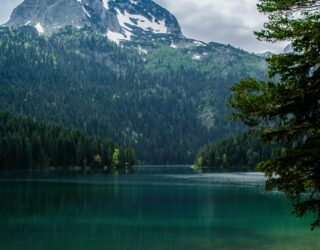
[0,166,319,250]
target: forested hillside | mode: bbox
[194,133,280,171]
[0,112,135,170]
[0,26,267,164]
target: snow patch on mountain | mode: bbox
[116,9,168,34]
[103,0,109,10]
[192,54,202,60]
[106,29,131,44]
[35,23,44,33]
[137,45,148,54]
[5,0,191,50]
[283,44,293,54]
[82,6,91,18]
[170,43,177,48]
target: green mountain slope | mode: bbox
[0,26,267,164]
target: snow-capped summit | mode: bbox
[5,0,183,45]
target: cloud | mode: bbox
[154,0,287,53]
[0,0,23,25]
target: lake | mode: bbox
[0,166,319,250]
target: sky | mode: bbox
[0,0,287,53]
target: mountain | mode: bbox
[0,0,268,164]
[5,0,189,46]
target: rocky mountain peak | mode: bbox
[5,0,183,44]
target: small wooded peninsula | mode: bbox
[194,132,279,171]
[0,112,135,171]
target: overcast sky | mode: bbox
[0,0,287,53]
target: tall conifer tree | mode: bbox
[228,0,320,229]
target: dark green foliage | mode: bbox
[228,0,320,229]
[0,112,135,170]
[0,26,265,164]
[194,132,279,170]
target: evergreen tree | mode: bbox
[112,148,120,168]
[195,132,278,170]
[0,112,135,171]
[228,0,320,229]
[0,26,265,165]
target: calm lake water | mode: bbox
[0,166,319,250]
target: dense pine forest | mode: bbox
[0,112,135,171]
[194,132,279,170]
[0,26,266,164]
